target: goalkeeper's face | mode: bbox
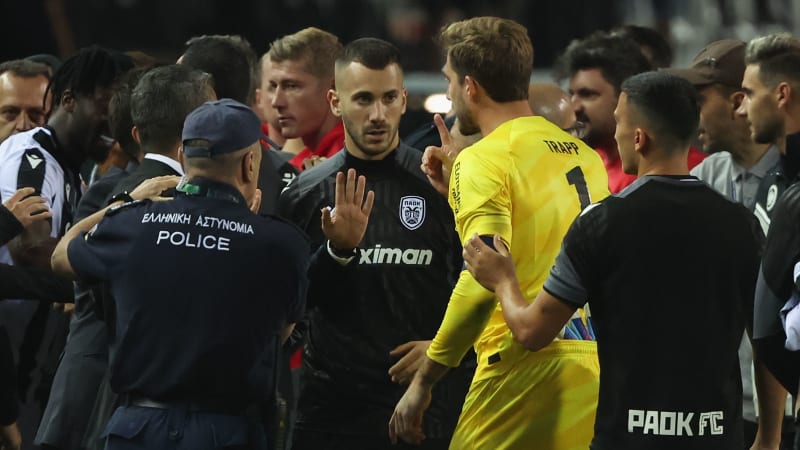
[443,57,480,136]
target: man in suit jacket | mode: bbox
[105,66,215,203]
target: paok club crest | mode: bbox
[399,196,425,230]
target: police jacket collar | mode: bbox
[178,177,246,205]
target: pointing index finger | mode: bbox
[433,114,452,147]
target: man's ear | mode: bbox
[464,76,479,102]
[328,89,341,117]
[401,87,408,115]
[131,126,141,145]
[777,81,792,110]
[242,149,256,183]
[61,89,76,113]
[730,91,745,114]
[633,127,648,154]
[254,88,262,107]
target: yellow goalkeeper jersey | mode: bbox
[428,115,609,379]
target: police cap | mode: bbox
[182,98,263,158]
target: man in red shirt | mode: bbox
[556,31,706,192]
[265,27,344,171]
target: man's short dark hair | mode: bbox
[744,33,800,88]
[131,65,214,154]
[181,35,257,105]
[109,67,151,159]
[621,71,700,148]
[610,25,673,68]
[47,46,133,108]
[554,32,652,94]
[335,38,402,73]
[0,60,51,80]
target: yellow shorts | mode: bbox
[449,340,599,450]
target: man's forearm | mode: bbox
[8,224,58,269]
[51,200,124,277]
[495,277,534,342]
[0,206,23,247]
[413,356,450,389]
[497,280,577,351]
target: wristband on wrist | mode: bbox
[327,240,357,263]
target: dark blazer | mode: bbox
[34,164,137,448]
[103,157,181,205]
[74,164,136,222]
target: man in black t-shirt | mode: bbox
[464,72,764,450]
[279,38,471,450]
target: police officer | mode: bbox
[51,99,310,450]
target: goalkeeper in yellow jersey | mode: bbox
[389,16,610,450]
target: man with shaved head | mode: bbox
[528,82,583,138]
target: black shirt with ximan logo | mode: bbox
[278,143,473,439]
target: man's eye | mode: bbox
[29,112,45,124]
[0,111,17,122]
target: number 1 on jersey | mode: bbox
[566,166,591,209]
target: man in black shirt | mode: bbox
[737,33,800,447]
[51,99,310,450]
[279,38,472,450]
[464,72,764,450]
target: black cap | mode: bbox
[182,99,263,158]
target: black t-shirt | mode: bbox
[752,181,800,395]
[68,177,310,410]
[278,144,472,438]
[750,138,800,395]
[752,134,800,236]
[257,144,297,216]
[544,176,763,450]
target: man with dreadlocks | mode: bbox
[0,46,132,449]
